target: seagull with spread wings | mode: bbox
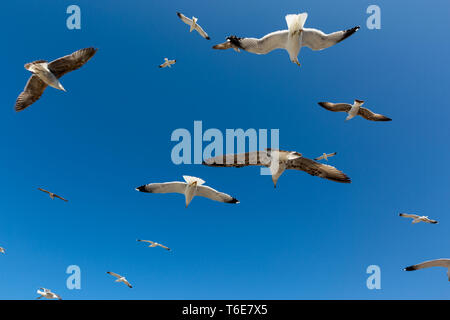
[37,188,68,202]
[314,152,337,161]
[176,12,210,40]
[137,239,171,251]
[203,149,351,188]
[318,100,392,122]
[159,58,176,68]
[404,259,450,281]
[14,47,97,112]
[399,213,438,224]
[36,288,62,300]
[213,12,359,66]
[107,271,133,288]
[136,176,239,207]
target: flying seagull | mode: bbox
[212,12,359,66]
[136,176,239,207]
[314,152,337,161]
[203,149,351,188]
[176,12,210,40]
[38,188,68,202]
[404,259,450,281]
[159,58,176,68]
[36,288,62,300]
[0,247,5,254]
[137,239,171,251]
[399,213,438,224]
[107,271,133,288]
[15,47,98,112]
[317,100,392,121]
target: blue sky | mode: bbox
[0,0,449,299]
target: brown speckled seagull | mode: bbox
[317,100,392,121]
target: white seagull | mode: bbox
[318,100,392,122]
[404,259,450,281]
[15,47,97,112]
[137,239,171,251]
[203,149,351,188]
[107,271,133,288]
[159,58,176,68]
[314,152,337,161]
[0,247,5,254]
[399,213,438,224]
[136,176,239,207]
[36,288,62,300]
[212,13,359,66]
[176,12,210,40]
[38,188,68,202]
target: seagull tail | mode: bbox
[182,175,205,186]
[285,13,308,34]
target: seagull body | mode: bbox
[137,239,171,251]
[15,47,97,112]
[159,58,176,68]
[0,247,5,254]
[203,149,351,187]
[38,188,68,202]
[318,100,392,121]
[314,152,337,161]
[136,176,239,207]
[177,12,210,40]
[404,259,450,281]
[399,213,438,224]
[212,13,359,66]
[107,271,133,288]
[36,288,62,300]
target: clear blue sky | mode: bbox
[1,0,449,299]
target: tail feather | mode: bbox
[285,13,308,34]
[183,175,205,186]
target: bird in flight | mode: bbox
[399,213,438,224]
[37,188,68,202]
[404,259,450,281]
[176,12,210,40]
[136,176,239,207]
[107,271,133,288]
[317,100,392,122]
[212,13,359,66]
[203,149,351,188]
[15,47,97,112]
[137,239,171,251]
[36,288,62,300]
[314,152,337,161]
[0,247,5,254]
[159,58,176,68]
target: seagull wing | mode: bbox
[226,31,289,55]
[53,194,68,202]
[194,24,210,40]
[135,182,186,194]
[124,280,133,288]
[15,75,48,112]
[404,259,450,271]
[425,218,438,224]
[203,151,271,168]
[314,155,325,161]
[327,152,337,157]
[157,243,171,251]
[176,12,192,26]
[286,157,351,183]
[137,239,154,244]
[107,271,122,279]
[302,26,360,51]
[38,188,51,195]
[358,107,392,121]
[317,102,352,113]
[399,213,420,219]
[48,47,97,79]
[195,185,239,204]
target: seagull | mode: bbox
[137,239,171,251]
[36,288,62,300]
[159,58,176,68]
[404,259,450,281]
[136,176,239,207]
[15,47,98,112]
[0,247,5,254]
[212,13,359,66]
[399,213,438,224]
[317,100,392,121]
[176,12,210,40]
[38,188,68,202]
[203,149,351,188]
[107,271,133,288]
[314,152,337,161]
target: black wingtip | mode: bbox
[206,36,211,40]
[404,266,416,271]
[176,12,182,18]
[318,102,327,107]
[228,198,240,204]
[338,26,360,43]
[136,185,147,192]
